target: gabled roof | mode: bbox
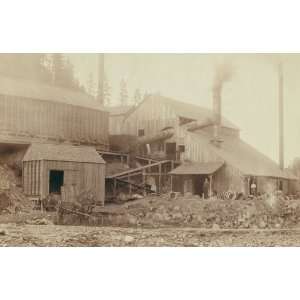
[159,96,238,130]
[124,94,238,130]
[23,143,105,164]
[170,161,224,175]
[189,131,291,179]
[0,75,107,112]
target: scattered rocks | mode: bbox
[124,235,135,244]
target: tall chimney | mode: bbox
[97,53,104,106]
[212,83,222,142]
[278,62,284,170]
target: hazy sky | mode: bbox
[67,54,300,166]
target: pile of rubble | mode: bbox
[90,193,300,229]
[0,164,30,214]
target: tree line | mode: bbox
[0,53,145,106]
[0,54,85,92]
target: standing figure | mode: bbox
[203,178,210,199]
[250,181,257,196]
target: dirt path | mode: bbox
[1,224,300,246]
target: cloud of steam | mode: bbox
[213,62,234,91]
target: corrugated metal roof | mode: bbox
[23,143,105,164]
[0,75,107,112]
[170,161,224,175]
[189,131,291,179]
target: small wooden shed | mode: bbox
[22,143,106,204]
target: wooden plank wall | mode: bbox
[0,94,109,147]
[23,160,41,196]
[123,97,178,136]
[42,161,105,204]
[212,164,245,194]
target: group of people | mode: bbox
[202,177,258,199]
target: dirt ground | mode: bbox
[1,223,300,246]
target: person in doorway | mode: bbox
[203,178,210,199]
[250,181,257,196]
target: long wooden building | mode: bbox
[0,75,109,149]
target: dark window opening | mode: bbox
[49,170,64,194]
[279,181,283,191]
[138,129,145,137]
[178,145,185,152]
[166,142,177,160]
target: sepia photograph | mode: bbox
[0,53,299,247]
[2,1,300,300]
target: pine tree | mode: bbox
[87,72,96,97]
[133,88,142,106]
[120,78,128,106]
[103,73,111,106]
[51,53,65,86]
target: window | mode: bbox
[138,129,145,137]
[178,145,185,152]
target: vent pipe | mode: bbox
[278,62,284,170]
[212,83,222,142]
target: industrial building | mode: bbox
[0,75,109,205]
[113,94,298,196]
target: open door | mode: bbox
[49,170,64,194]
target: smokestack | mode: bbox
[211,62,233,145]
[97,53,104,106]
[212,83,222,142]
[278,62,284,170]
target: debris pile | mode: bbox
[0,164,30,213]
[77,193,300,229]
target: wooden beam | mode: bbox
[106,160,170,179]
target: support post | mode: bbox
[171,175,173,192]
[142,170,146,196]
[209,175,213,198]
[158,164,162,194]
[113,178,117,198]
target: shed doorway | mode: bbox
[49,170,64,194]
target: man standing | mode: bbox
[203,178,210,199]
[250,181,257,196]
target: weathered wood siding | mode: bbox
[212,164,245,193]
[109,115,125,135]
[123,98,178,136]
[256,177,289,194]
[23,160,105,204]
[23,160,42,196]
[0,94,109,148]
[182,131,220,163]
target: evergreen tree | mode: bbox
[120,78,128,106]
[87,72,96,97]
[133,88,142,106]
[51,53,65,86]
[103,73,111,106]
